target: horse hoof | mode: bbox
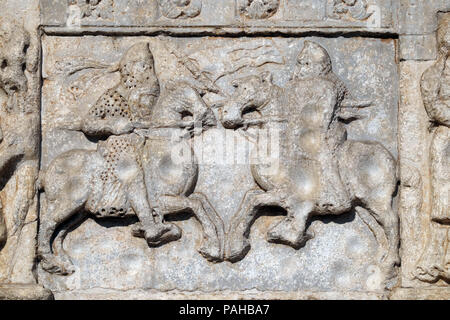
[40,254,76,276]
[267,220,312,249]
[199,240,222,262]
[131,223,145,238]
[145,223,182,247]
[226,237,250,263]
[160,223,182,243]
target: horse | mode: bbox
[219,72,400,288]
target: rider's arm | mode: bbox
[81,116,134,136]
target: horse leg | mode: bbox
[38,199,85,275]
[127,172,181,247]
[362,198,400,287]
[355,206,387,263]
[189,193,225,261]
[156,193,224,262]
[226,189,287,262]
[52,212,88,272]
[340,141,399,287]
[267,198,314,249]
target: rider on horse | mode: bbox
[287,40,352,214]
[80,42,180,242]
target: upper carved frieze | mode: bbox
[327,0,372,21]
[158,0,202,19]
[67,0,115,23]
[238,0,280,19]
[40,0,393,31]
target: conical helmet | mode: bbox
[119,42,155,72]
[297,41,332,74]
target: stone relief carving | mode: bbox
[38,42,223,275]
[414,13,450,284]
[38,37,399,288]
[69,0,114,19]
[0,20,40,260]
[0,204,5,251]
[0,0,449,302]
[237,0,280,19]
[158,0,202,19]
[327,0,372,21]
[219,41,399,287]
[67,0,114,26]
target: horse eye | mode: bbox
[232,82,239,88]
[1,59,7,69]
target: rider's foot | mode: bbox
[266,218,312,249]
[144,222,182,247]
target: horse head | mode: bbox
[220,72,274,129]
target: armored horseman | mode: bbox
[79,42,182,245]
[284,40,352,215]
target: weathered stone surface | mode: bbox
[40,0,395,31]
[0,0,449,300]
[0,284,54,300]
[398,1,450,60]
[53,288,387,300]
[398,11,450,290]
[0,0,50,300]
[390,287,450,300]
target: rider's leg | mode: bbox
[127,169,181,246]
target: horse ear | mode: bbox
[261,71,273,84]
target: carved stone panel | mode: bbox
[38,35,398,297]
